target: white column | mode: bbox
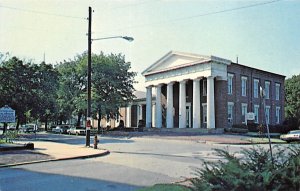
[166,82,174,128]
[126,105,131,127]
[179,80,187,128]
[152,104,156,127]
[155,85,162,128]
[207,76,215,129]
[193,79,201,128]
[146,86,152,128]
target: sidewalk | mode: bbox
[0,141,109,168]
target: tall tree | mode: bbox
[56,54,87,126]
[92,52,136,121]
[33,62,59,130]
[285,74,300,128]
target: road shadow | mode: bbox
[0,167,141,191]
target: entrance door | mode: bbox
[186,103,191,128]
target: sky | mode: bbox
[0,0,299,91]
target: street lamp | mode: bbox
[86,7,134,147]
[260,86,274,164]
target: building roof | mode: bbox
[142,51,231,77]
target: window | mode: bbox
[241,103,247,123]
[265,106,270,125]
[254,105,259,123]
[265,81,270,99]
[228,102,234,123]
[276,107,280,124]
[275,83,280,100]
[241,76,247,96]
[203,80,207,96]
[228,73,234,95]
[202,104,207,123]
[254,79,259,98]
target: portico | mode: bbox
[142,51,231,129]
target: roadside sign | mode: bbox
[0,105,16,123]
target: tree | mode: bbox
[56,54,87,126]
[0,57,39,128]
[33,62,59,131]
[285,74,300,128]
[56,52,136,128]
[0,56,59,131]
[92,52,136,125]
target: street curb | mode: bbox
[0,150,110,168]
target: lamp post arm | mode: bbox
[92,36,134,42]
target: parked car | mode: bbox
[52,125,70,134]
[280,130,300,143]
[67,126,86,135]
[21,124,38,133]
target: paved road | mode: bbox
[0,133,261,191]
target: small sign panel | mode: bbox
[247,112,255,121]
[0,106,16,123]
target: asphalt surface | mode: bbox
[0,131,252,167]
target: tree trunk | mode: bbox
[76,112,82,127]
[16,119,20,130]
[3,122,7,135]
[45,117,48,131]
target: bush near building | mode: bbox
[191,146,300,191]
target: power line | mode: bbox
[171,0,283,23]
[95,0,283,33]
[0,5,86,20]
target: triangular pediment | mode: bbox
[142,51,211,76]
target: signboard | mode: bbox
[86,117,91,130]
[246,112,255,121]
[0,105,16,123]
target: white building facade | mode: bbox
[142,51,231,129]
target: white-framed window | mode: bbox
[202,103,207,123]
[254,105,259,123]
[254,79,259,98]
[203,79,207,96]
[228,102,234,123]
[276,107,280,124]
[241,76,247,97]
[227,73,234,95]
[265,106,270,125]
[275,83,280,100]
[241,103,248,123]
[265,81,270,99]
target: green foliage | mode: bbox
[191,146,300,191]
[0,57,59,127]
[138,184,191,191]
[56,52,136,124]
[285,74,300,127]
[3,130,19,143]
[92,52,136,119]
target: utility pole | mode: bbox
[86,6,92,147]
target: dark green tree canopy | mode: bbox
[56,52,136,123]
[92,52,136,119]
[285,74,300,127]
[0,56,59,127]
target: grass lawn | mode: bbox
[138,184,191,191]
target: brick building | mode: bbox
[122,51,285,129]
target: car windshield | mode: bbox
[289,130,300,134]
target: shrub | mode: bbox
[191,145,300,191]
[3,130,19,143]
